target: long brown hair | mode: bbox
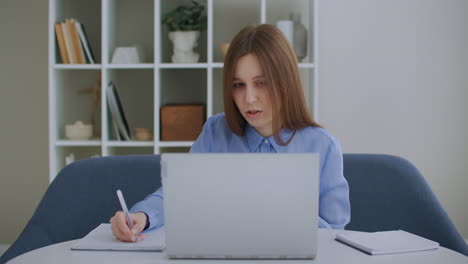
[223,24,320,145]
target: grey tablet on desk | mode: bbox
[161,153,319,259]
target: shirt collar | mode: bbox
[244,123,295,152]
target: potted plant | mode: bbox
[162,0,207,63]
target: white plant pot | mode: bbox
[169,31,200,63]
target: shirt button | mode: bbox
[264,139,268,144]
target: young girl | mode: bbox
[110,24,350,242]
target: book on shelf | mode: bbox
[106,81,131,141]
[75,22,96,64]
[54,23,69,63]
[67,18,85,64]
[55,18,96,64]
[60,20,77,63]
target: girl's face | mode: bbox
[232,54,273,137]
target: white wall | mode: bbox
[318,0,468,238]
[0,0,49,244]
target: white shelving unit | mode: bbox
[48,0,318,182]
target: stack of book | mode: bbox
[55,18,95,64]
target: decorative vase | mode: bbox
[169,31,200,63]
[291,12,307,62]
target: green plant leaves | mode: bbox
[162,0,207,32]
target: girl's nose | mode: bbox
[245,86,258,104]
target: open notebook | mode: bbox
[71,224,165,251]
[335,230,439,255]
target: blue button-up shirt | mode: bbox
[130,113,350,230]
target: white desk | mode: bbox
[8,229,468,264]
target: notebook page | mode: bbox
[71,223,165,251]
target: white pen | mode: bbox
[116,189,134,229]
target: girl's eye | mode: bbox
[256,81,265,87]
[233,82,244,88]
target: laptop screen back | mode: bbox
[161,153,319,259]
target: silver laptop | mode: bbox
[161,153,319,259]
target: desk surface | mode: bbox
[8,229,468,264]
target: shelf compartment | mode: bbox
[105,0,154,64]
[105,69,154,141]
[54,69,102,140]
[159,69,207,142]
[160,0,208,64]
[213,0,261,63]
[52,0,102,64]
[159,69,207,106]
[266,0,313,63]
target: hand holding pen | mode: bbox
[109,190,147,242]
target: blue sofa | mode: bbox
[1,154,467,263]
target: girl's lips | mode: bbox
[246,110,263,119]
